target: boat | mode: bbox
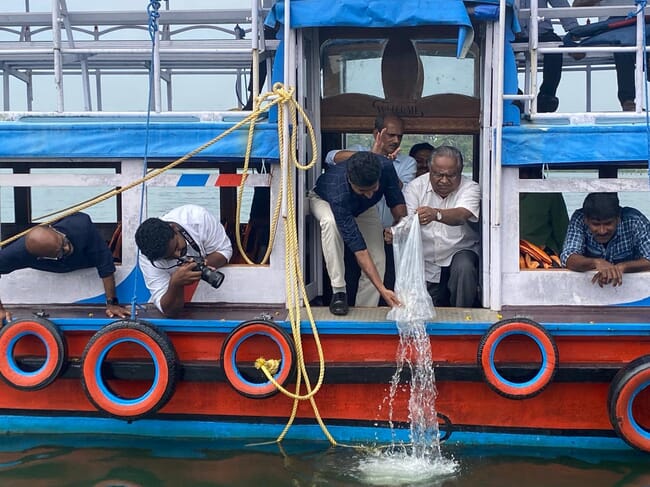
[1,0,650,454]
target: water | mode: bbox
[0,436,649,486]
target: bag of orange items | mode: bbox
[519,239,561,269]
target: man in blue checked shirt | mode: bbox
[309,151,406,315]
[561,192,650,287]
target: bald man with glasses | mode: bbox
[0,212,130,323]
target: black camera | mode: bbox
[178,255,225,289]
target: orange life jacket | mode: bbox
[519,239,561,270]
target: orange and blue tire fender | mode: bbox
[608,355,650,453]
[81,320,177,420]
[221,320,295,399]
[0,318,65,391]
[478,318,558,399]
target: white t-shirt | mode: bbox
[403,174,481,283]
[139,204,233,312]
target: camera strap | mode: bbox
[176,225,204,258]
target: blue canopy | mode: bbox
[266,0,475,58]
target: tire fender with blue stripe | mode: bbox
[221,320,295,399]
[0,318,66,391]
[477,318,558,400]
[608,355,650,453]
[81,320,177,420]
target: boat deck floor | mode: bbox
[4,303,649,324]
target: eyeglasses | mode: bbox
[430,171,460,181]
[38,228,73,261]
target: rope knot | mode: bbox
[272,83,294,102]
[255,357,281,375]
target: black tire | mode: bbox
[81,319,178,420]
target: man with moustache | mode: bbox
[561,192,650,286]
[399,145,481,307]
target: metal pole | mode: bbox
[491,0,507,310]
[529,0,539,115]
[154,28,161,112]
[52,0,64,112]
[635,7,643,112]
[281,0,291,219]
[252,0,260,103]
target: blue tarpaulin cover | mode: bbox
[0,120,280,160]
[266,0,475,58]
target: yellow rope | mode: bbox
[245,83,337,446]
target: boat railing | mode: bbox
[0,1,276,113]
[511,3,648,118]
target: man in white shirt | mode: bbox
[135,204,232,317]
[325,113,416,302]
[401,146,481,307]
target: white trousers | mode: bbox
[309,192,385,306]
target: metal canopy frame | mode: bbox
[0,0,277,112]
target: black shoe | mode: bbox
[537,93,559,113]
[329,292,348,315]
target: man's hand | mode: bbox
[105,304,131,319]
[416,206,435,225]
[383,228,393,245]
[169,261,202,287]
[380,288,401,308]
[591,260,623,287]
[0,307,12,325]
[372,128,400,159]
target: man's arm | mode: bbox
[100,274,130,319]
[618,258,650,273]
[390,203,407,226]
[354,249,400,307]
[330,150,357,163]
[205,251,228,269]
[416,207,474,226]
[0,299,12,323]
[159,263,202,318]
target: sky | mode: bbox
[0,1,636,112]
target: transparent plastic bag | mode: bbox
[387,215,436,326]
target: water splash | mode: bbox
[355,216,459,484]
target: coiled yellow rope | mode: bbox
[245,84,337,446]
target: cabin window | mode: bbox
[30,167,118,223]
[414,41,478,97]
[145,163,271,265]
[321,39,478,99]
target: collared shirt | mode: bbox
[326,147,416,227]
[560,207,650,266]
[139,204,233,312]
[314,156,405,253]
[0,212,115,278]
[518,0,579,36]
[403,174,481,283]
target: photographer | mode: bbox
[135,205,232,317]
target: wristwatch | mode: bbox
[436,210,443,221]
[106,297,119,306]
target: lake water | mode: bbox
[1,436,649,486]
